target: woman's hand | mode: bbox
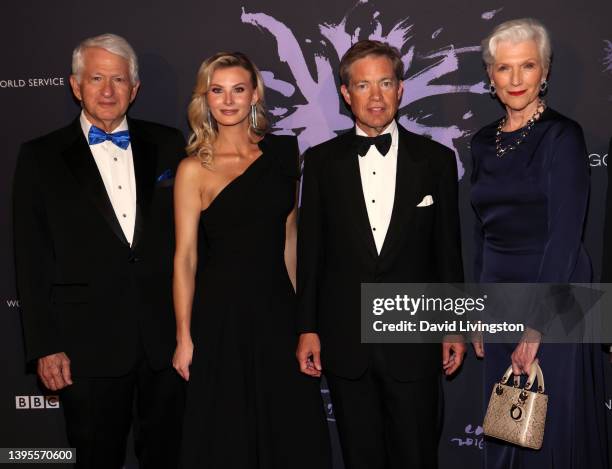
[511,327,541,375]
[172,158,202,383]
[173,338,194,381]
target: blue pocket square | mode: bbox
[157,169,173,182]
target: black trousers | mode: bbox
[325,346,442,469]
[60,359,185,469]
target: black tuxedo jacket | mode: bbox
[13,117,185,377]
[297,124,464,381]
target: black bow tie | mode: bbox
[355,133,392,157]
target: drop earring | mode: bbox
[250,103,258,129]
[489,83,497,98]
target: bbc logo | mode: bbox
[15,395,60,409]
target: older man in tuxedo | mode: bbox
[296,40,466,469]
[13,34,185,469]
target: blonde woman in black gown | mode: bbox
[172,52,331,469]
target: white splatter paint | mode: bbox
[481,8,503,20]
[269,107,289,116]
[261,71,295,97]
[241,1,489,179]
[604,40,612,73]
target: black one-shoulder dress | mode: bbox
[180,134,331,469]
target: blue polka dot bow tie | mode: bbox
[355,133,392,157]
[88,125,131,150]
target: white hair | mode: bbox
[482,18,551,72]
[72,33,139,84]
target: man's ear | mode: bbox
[340,84,351,107]
[129,81,141,103]
[69,75,82,102]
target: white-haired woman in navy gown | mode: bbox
[470,17,609,469]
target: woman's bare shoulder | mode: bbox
[178,155,204,172]
[176,155,216,182]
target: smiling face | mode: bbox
[489,39,546,115]
[206,66,258,129]
[340,54,403,136]
[69,47,139,132]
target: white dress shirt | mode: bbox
[80,112,136,245]
[356,120,399,254]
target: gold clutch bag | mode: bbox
[483,363,548,449]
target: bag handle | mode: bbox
[499,363,545,393]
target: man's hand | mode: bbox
[471,332,485,358]
[442,335,466,376]
[511,328,541,375]
[173,338,194,381]
[37,352,73,391]
[296,333,322,377]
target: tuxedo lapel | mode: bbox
[62,120,129,246]
[378,127,424,260]
[333,133,378,261]
[129,120,157,250]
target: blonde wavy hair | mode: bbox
[186,52,269,167]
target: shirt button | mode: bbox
[373,227,377,231]
[372,171,376,175]
[114,158,118,161]
[122,214,127,218]
[372,199,375,203]
[118,185,122,189]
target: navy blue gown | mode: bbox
[470,108,609,468]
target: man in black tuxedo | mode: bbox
[13,34,185,469]
[296,40,465,468]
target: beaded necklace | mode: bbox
[495,100,546,158]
